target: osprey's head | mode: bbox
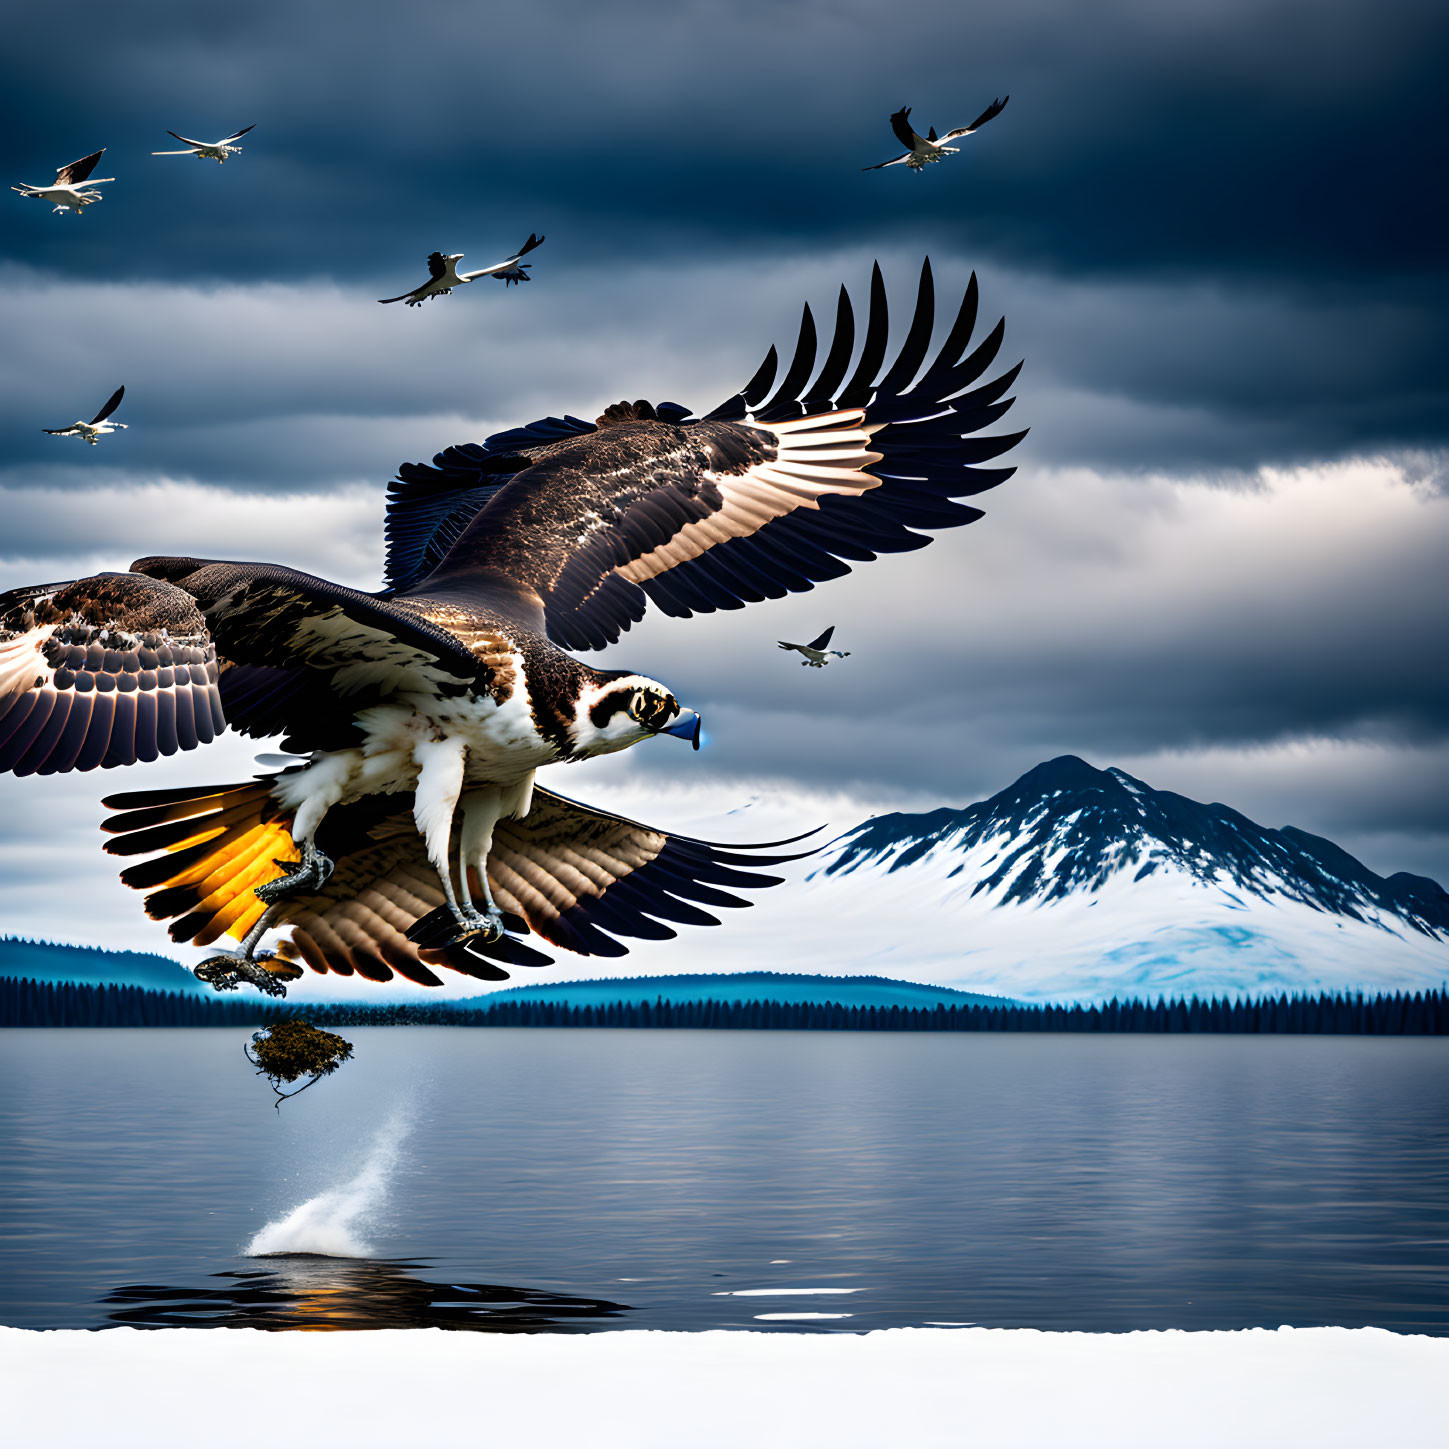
[570,674,701,758]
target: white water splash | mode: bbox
[246,1112,408,1258]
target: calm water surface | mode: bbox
[1,1028,1446,1332]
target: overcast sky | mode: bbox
[1,0,1446,965]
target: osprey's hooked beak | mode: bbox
[660,709,702,750]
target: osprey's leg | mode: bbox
[461,774,534,917]
[452,790,505,942]
[404,736,485,950]
[255,753,360,903]
[253,838,333,904]
[193,905,303,998]
[407,770,537,951]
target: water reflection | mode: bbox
[5,1032,1447,1332]
[102,1255,632,1331]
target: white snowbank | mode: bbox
[3,1326,1444,1448]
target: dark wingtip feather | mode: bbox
[874,259,936,397]
[802,287,855,410]
[837,264,890,408]
[741,344,780,408]
[756,303,819,419]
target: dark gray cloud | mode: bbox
[2,0,1447,475]
[4,0,1445,282]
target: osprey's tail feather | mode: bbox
[101,778,298,947]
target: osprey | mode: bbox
[42,386,128,446]
[152,125,256,164]
[0,260,1025,996]
[11,149,116,214]
[778,626,849,668]
[378,234,545,306]
[863,98,1008,172]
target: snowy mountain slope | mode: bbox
[596,756,1449,1004]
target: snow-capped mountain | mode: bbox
[789,755,1449,1002]
[606,755,1449,1004]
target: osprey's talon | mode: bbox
[194,951,298,997]
[457,907,506,945]
[405,904,505,951]
[254,845,334,904]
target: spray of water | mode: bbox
[246,1110,409,1258]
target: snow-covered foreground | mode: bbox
[4,1326,1443,1448]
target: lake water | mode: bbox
[2,1028,1447,1333]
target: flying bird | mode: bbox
[778,627,850,668]
[0,259,1024,998]
[863,98,1008,172]
[152,125,256,164]
[378,234,545,306]
[11,149,116,214]
[42,386,128,446]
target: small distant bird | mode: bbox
[152,125,256,164]
[11,150,116,214]
[862,98,1008,172]
[778,627,850,668]
[42,386,127,446]
[378,234,546,307]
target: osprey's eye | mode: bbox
[627,690,675,727]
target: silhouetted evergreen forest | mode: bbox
[2,975,1446,1033]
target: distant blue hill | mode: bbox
[460,972,1014,1011]
[0,937,206,996]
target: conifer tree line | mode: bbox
[2,976,1446,1034]
[0,978,293,1028]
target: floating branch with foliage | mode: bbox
[245,1020,354,1108]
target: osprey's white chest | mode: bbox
[352,660,558,789]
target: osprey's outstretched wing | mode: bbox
[222,125,256,143]
[806,626,835,650]
[0,573,223,777]
[939,95,1009,141]
[0,557,484,777]
[100,780,808,983]
[90,386,124,425]
[55,150,105,185]
[164,132,207,148]
[484,787,810,958]
[388,260,1025,651]
[132,557,484,753]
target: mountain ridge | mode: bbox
[465,971,1013,1011]
[823,755,1449,940]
